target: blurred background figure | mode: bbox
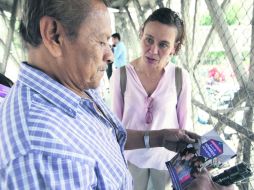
[111,33,127,69]
[106,44,114,80]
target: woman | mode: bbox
[112,8,192,190]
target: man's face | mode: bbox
[61,1,113,91]
[112,37,118,46]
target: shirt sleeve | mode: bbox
[113,43,124,60]
[1,152,97,190]
[176,68,193,131]
[111,68,124,121]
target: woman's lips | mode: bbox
[146,57,158,64]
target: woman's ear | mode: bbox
[170,48,176,56]
[173,41,180,55]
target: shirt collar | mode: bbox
[18,62,81,118]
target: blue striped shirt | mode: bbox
[0,63,133,190]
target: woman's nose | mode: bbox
[149,44,159,54]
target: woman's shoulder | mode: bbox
[112,63,133,81]
[129,58,139,67]
[166,64,190,76]
[125,58,139,72]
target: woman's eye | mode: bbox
[145,38,154,45]
[159,43,169,49]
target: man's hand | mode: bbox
[186,169,235,190]
[160,129,200,152]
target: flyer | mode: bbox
[166,129,236,190]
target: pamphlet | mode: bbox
[166,129,236,190]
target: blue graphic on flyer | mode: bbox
[200,139,223,159]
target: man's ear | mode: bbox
[39,16,63,57]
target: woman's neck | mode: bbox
[132,57,165,77]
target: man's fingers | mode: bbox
[182,134,196,143]
[186,131,201,140]
[181,133,197,144]
[180,130,200,143]
[176,142,188,152]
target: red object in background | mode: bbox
[209,68,218,78]
[208,67,225,82]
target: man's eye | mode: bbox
[100,42,106,46]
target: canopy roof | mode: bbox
[0,0,135,12]
[105,0,129,8]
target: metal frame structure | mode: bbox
[0,0,253,189]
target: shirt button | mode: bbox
[68,108,75,117]
[79,99,84,105]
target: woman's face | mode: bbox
[140,21,178,67]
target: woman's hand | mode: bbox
[160,129,200,152]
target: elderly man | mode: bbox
[0,0,234,189]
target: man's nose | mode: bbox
[105,46,114,64]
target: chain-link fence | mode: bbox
[114,0,254,189]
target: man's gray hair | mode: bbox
[19,0,92,47]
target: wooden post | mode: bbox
[156,0,164,8]
[166,0,171,7]
[192,99,254,142]
[193,0,229,70]
[124,5,139,37]
[239,2,254,189]
[132,0,145,26]
[180,0,191,70]
[1,0,18,74]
